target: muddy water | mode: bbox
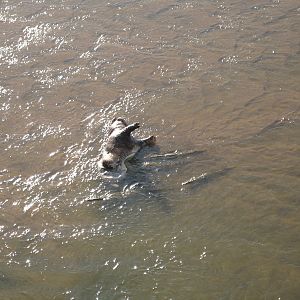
[0,0,300,299]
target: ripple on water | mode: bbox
[0,22,59,66]
[0,3,23,24]
[0,0,299,298]
[0,85,12,118]
[27,65,87,89]
[3,123,71,151]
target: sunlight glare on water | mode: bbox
[0,0,300,299]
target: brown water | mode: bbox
[1,0,300,299]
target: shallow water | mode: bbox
[0,0,300,299]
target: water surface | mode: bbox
[0,0,300,299]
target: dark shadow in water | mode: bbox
[145,149,209,174]
[256,116,299,136]
[180,167,234,193]
[0,272,18,290]
[147,4,179,19]
[87,148,233,214]
[87,147,172,213]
